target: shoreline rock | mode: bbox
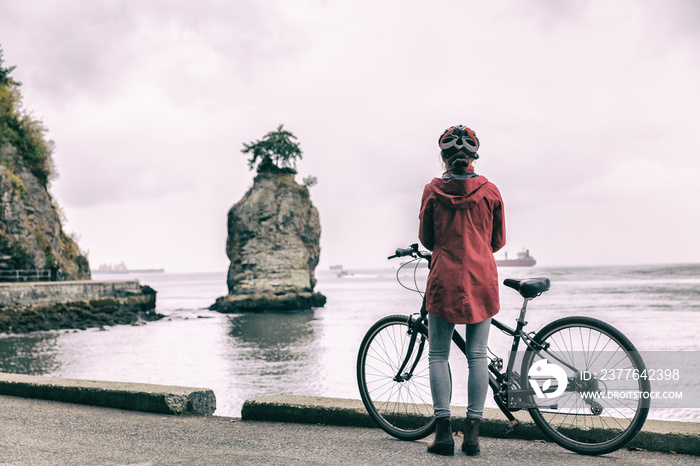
[0,281,161,334]
[209,291,326,313]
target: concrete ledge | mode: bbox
[0,280,150,307]
[0,373,216,415]
[241,395,700,456]
[0,280,159,333]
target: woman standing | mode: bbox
[418,125,505,456]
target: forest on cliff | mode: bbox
[0,47,89,277]
[0,49,54,189]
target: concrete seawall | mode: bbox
[0,280,159,333]
[0,280,149,306]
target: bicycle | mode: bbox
[356,244,650,456]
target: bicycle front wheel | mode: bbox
[521,316,650,455]
[356,315,437,440]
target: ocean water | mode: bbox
[0,263,698,422]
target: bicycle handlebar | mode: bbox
[388,247,414,259]
[387,243,431,261]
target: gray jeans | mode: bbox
[428,313,491,420]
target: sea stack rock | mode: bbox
[211,168,326,312]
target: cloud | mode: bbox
[1,0,699,271]
[0,2,136,101]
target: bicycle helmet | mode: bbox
[438,125,480,158]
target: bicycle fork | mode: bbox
[393,314,427,382]
[393,296,431,382]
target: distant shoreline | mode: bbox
[92,268,165,274]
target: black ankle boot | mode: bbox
[427,418,454,456]
[461,418,480,456]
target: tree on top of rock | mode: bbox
[242,124,302,174]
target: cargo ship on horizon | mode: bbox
[496,250,536,267]
[92,261,164,274]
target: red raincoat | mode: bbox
[419,166,505,324]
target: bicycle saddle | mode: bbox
[503,277,550,299]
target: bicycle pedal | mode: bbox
[505,420,519,433]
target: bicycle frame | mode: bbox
[392,245,589,427]
[403,294,574,432]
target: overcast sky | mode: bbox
[1,0,699,272]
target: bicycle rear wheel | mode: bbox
[357,315,438,440]
[521,316,650,455]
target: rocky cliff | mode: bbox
[0,52,90,280]
[211,169,326,312]
[0,143,90,279]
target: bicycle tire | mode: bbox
[520,316,650,455]
[357,315,438,440]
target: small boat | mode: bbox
[330,265,354,277]
[496,250,536,267]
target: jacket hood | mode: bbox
[430,175,490,210]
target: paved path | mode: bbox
[0,395,696,465]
